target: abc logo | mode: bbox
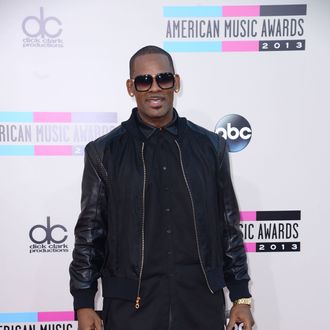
[29,216,68,244]
[215,114,252,152]
[22,7,62,38]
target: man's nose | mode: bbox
[149,77,161,92]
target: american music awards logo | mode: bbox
[163,4,307,53]
[0,111,117,156]
[240,210,301,253]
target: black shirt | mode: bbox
[142,112,199,276]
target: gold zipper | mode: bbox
[135,142,146,309]
[174,140,214,294]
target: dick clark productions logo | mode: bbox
[29,216,69,253]
[215,114,252,152]
[22,7,64,48]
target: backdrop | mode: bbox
[0,0,329,329]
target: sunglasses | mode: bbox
[132,72,175,92]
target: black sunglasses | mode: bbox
[132,72,175,92]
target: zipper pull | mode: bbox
[135,296,141,309]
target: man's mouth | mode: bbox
[146,96,165,107]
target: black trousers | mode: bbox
[102,265,225,330]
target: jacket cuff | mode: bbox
[72,288,97,310]
[227,279,251,302]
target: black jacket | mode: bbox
[69,109,251,310]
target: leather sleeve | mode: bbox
[69,142,108,310]
[218,140,251,301]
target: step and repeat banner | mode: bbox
[0,0,329,329]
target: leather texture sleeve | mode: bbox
[69,142,108,310]
[218,140,251,301]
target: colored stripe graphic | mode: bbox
[164,6,222,17]
[223,6,260,17]
[164,41,221,52]
[0,112,33,122]
[166,41,303,53]
[0,312,74,323]
[244,243,256,252]
[257,210,301,221]
[0,145,34,156]
[0,145,84,156]
[240,210,301,221]
[38,311,75,322]
[0,312,38,323]
[240,211,256,221]
[0,112,117,123]
[34,112,71,123]
[163,5,306,17]
[222,41,259,52]
[34,146,73,156]
[164,41,260,52]
[72,112,117,123]
[260,4,307,16]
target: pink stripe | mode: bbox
[244,243,256,253]
[240,211,256,221]
[34,146,73,156]
[222,41,259,52]
[34,112,71,123]
[38,311,74,322]
[223,5,260,17]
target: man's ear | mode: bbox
[126,79,134,97]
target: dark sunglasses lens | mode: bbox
[157,73,175,89]
[134,75,152,91]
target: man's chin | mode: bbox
[144,107,167,117]
[138,107,173,124]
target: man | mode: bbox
[69,45,254,330]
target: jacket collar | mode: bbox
[122,108,183,141]
[135,108,178,139]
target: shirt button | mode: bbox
[162,166,167,171]
[165,208,171,212]
[167,251,172,255]
[166,229,172,234]
[164,187,169,191]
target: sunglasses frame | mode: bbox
[132,72,176,92]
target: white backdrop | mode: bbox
[0,0,329,329]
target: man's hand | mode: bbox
[226,304,255,330]
[77,308,103,330]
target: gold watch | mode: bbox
[233,297,252,306]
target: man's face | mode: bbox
[126,53,180,127]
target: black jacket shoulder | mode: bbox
[186,120,226,157]
[87,125,126,157]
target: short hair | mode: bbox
[129,45,175,78]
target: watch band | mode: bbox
[233,297,252,306]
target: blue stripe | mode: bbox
[163,6,222,17]
[164,41,222,52]
[0,312,38,323]
[0,112,33,122]
[0,146,34,156]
